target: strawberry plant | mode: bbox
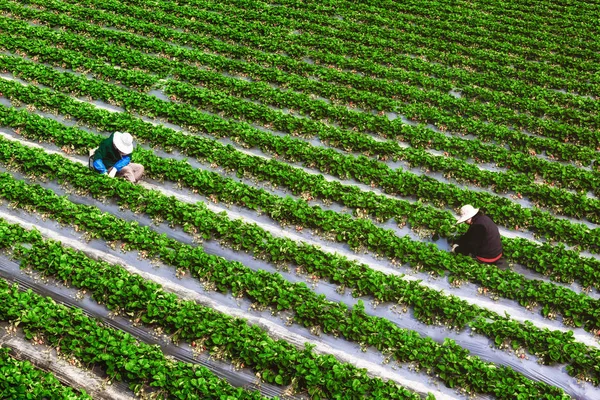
[0,141,599,386]
[0,347,91,399]
[0,0,598,397]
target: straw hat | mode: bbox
[113,131,134,154]
[456,204,479,224]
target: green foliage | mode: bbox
[0,0,597,397]
[0,347,91,399]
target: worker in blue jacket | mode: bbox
[451,204,508,270]
[90,131,144,183]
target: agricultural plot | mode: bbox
[0,0,598,398]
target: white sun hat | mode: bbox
[456,204,479,224]
[113,131,134,154]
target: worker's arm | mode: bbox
[113,155,131,171]
[92,158,108,174]
[454,224,485,255]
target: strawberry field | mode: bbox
[0,0,599,398]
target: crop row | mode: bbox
[274,0,600,104]
[241,0,600,53]
[5,0,599,161]
[4,77,600,297]
[107,0,600,137]
[3,56,600,286]
[63,0,598,95]
[3,89,600,295]
[2,26,599,213]
[3,55,600,258]
[1,132,600,387]
[0,171,581,398]
[0,221,426,399]
[163,79,600,214]
[234,0,599,58]
[2,96,600,300]
[60,0,600,106]
[3,0,597,396]
[27,0,600,144]
[136,0,600,76]
[328,0,600,34]
[0,347,91,399]
[0,282,265,399]
[2,37,595,274]
[3,14,599,181]
[5,0,596,163]
[134,0,600,113]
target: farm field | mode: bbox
[0,0,599,398]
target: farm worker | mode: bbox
[451,204,507,269]
[90,131,144,183]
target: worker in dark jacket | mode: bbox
[452,205,507,269]
[91,131,144,183]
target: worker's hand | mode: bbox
[108,168,117,178]
[450,244,459,253]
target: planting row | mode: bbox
[3,1,599,398]
[1,134,600,388]
[264,0,600,109]
[4,27,600,215]
[57,0,599,98]
[3,95,600,296]
[0,347,91,400]
[4,13,599,176]
[5,78,600,296]
[18,0,600,147]
[0,221,427,400]
[3,55,600,271]
[231,0,599,60]
[315,0,600,37]
[3,57,600,257]
[6,0,599,160]
[0,277,270,399]
[133,0,600,113]
[47,0,600,110]
[132,0,600,85]
[163,79,600,211]
[0,179,579,398]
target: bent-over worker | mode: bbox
[91,131,144,183]
[451,204,507,269]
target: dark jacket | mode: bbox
[92,133,131,173]
[455,212,502,260]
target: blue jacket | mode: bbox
[92,133,131,174]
